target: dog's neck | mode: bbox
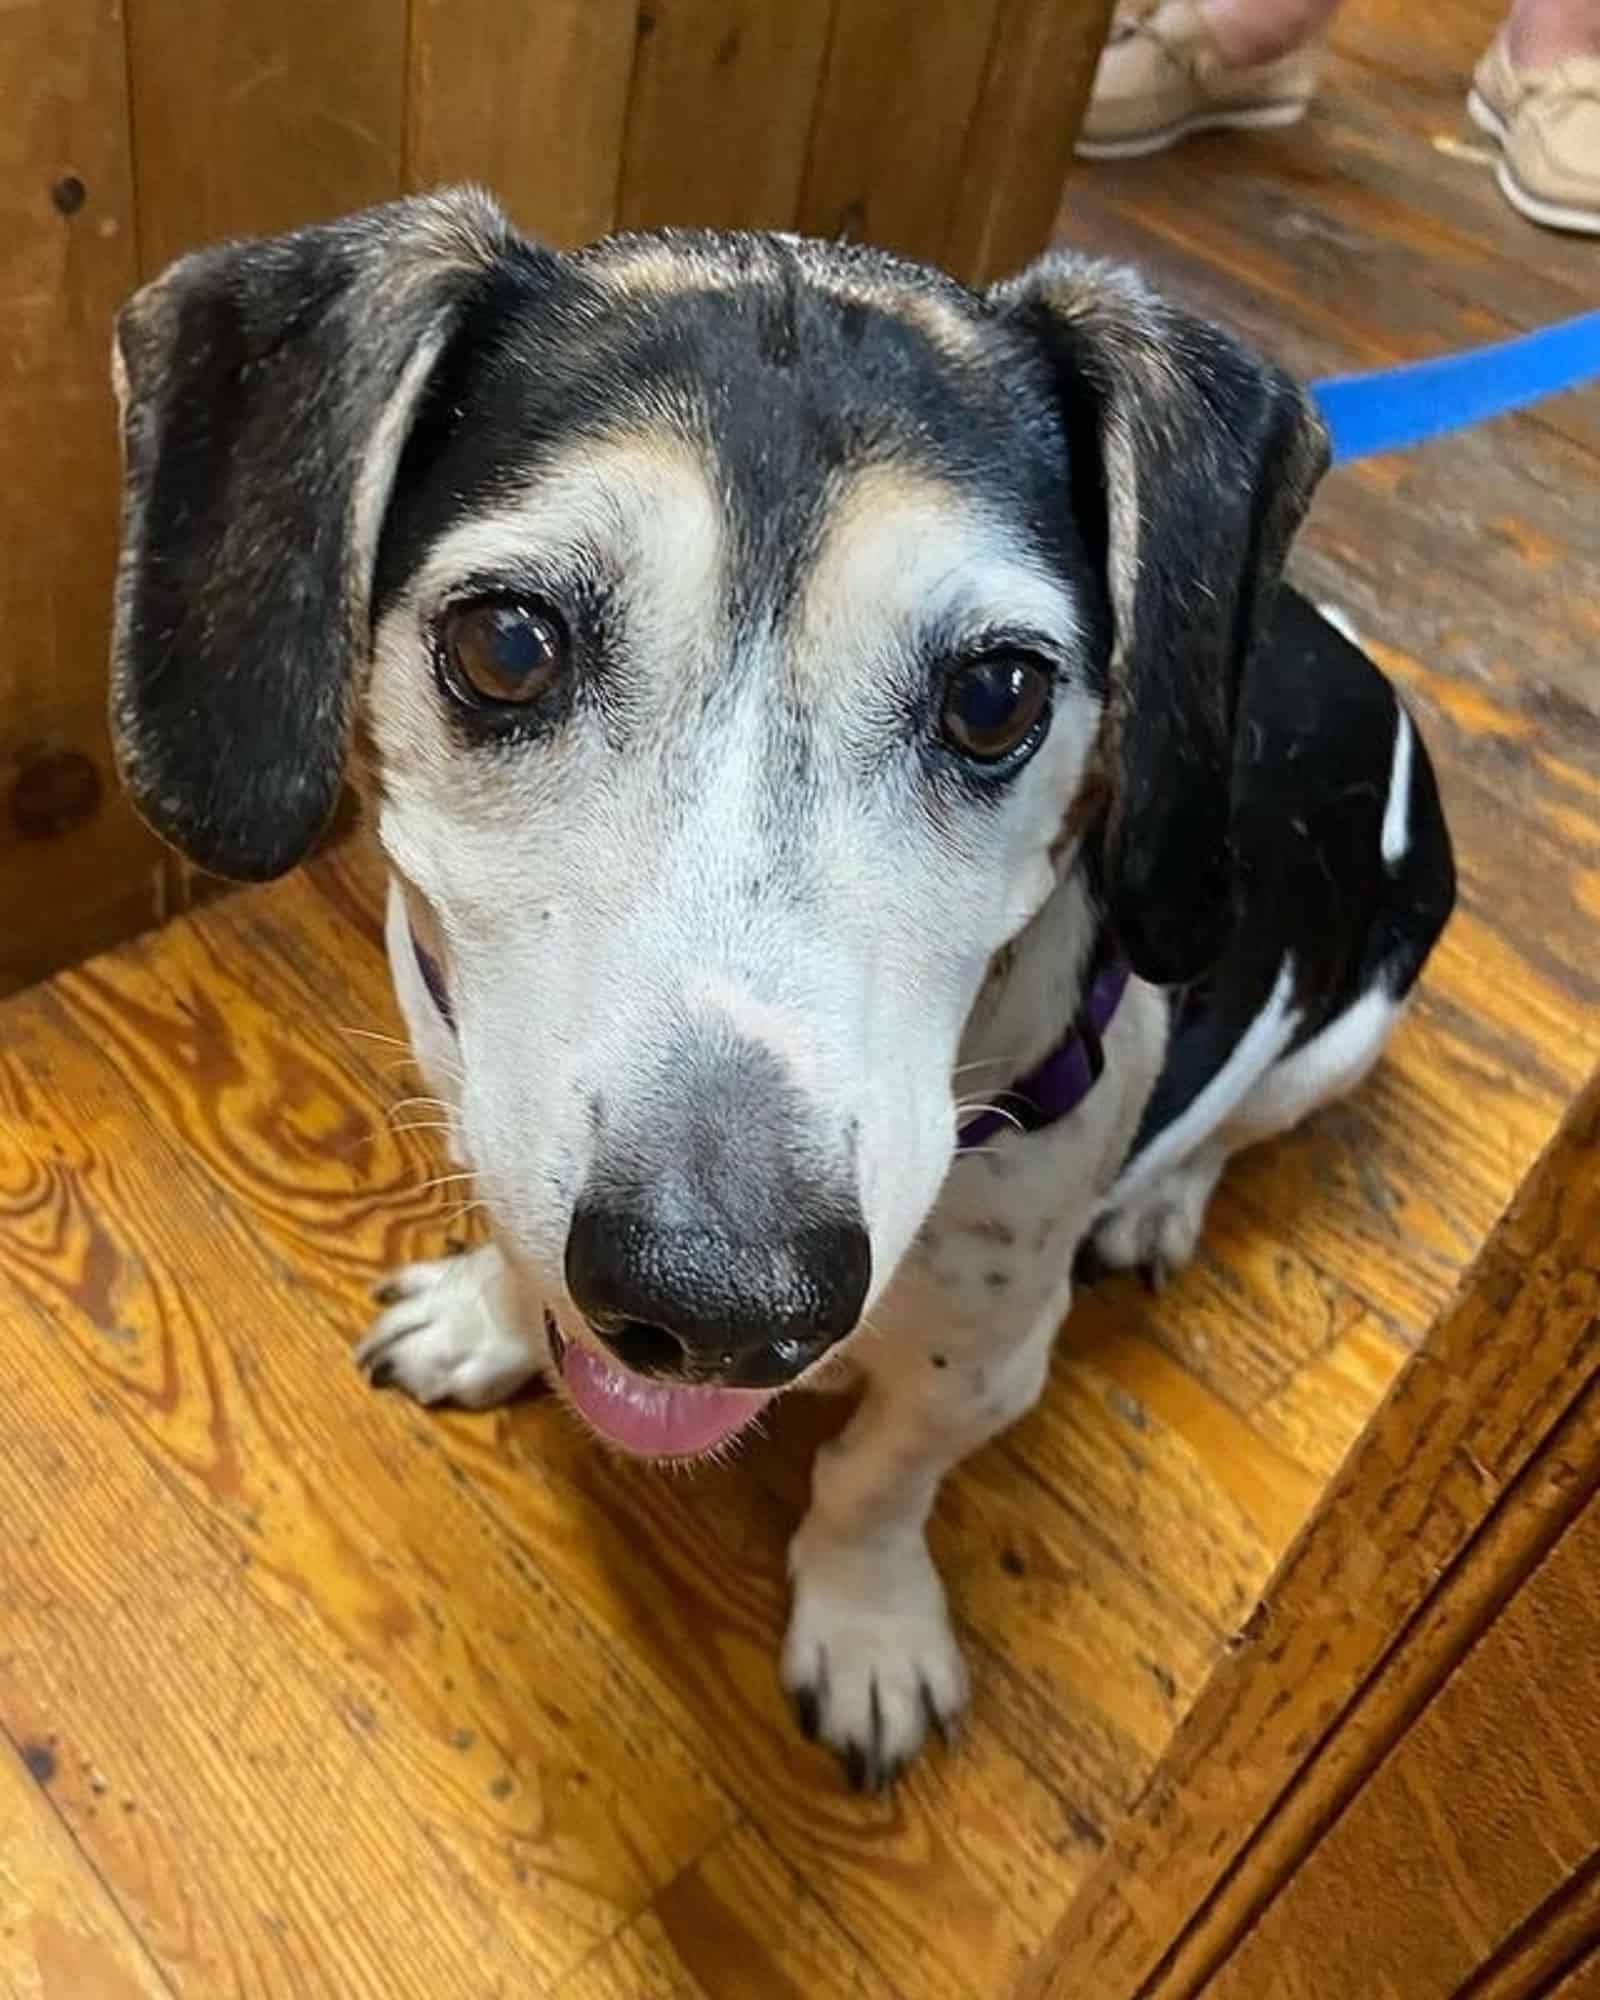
[954,864,1107,1108]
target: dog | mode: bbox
[109,189,1454,1789]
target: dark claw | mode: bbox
[920,1677,954,1749]
[1139,1260,1166,1296]
[372,1280,404,1307]
[793,1685,821,1741]
[368,1360,396,1390]
[1073,1240,1108,1289]
[844,1743,869,1792]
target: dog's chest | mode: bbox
[878,978,1169,1353]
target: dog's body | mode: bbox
[109,193,1453,1786]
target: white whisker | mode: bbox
[952,1054,1021,1079]
[954,1099,1024,1133]
[438,1195,489,1231]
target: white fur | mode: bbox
[1381,707,1414,868]
[1315,599,1361,647]
[1105,957,1300,1209]
[359,430,1405,1782]
[1228,984,1400,1141]
[367,438,1097,1322]
[1094,984,1402,1283]
[355,1245,546,1407]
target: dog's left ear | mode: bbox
[990,252,1328,985]
[111,188,528,881]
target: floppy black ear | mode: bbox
[110,188,523,881]
[990,252,1328,985]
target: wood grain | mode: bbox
[1212,1480,1600,1998]
[1026,1068,1600,1999]
[406,0,637,245]
[1546,1953,1600,2000]
[944,0,1117,285]
[797,0,1005,263]
[0,1262,542,1995]
[558,1818,902,1999]
[125,0,405,277]
[615,0,837,235]
[0,951,733,1991]
[0,1726,172,2000]
[1460,1855,1600,2000]
[1,2,1595,1990]
[114,856,1108,2000]
[0,0,164,992]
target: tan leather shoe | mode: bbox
[1077,0,1319,160]
[1468,38,1600,235]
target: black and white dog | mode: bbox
[109,191,1453,1787]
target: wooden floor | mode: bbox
[2,4,1596,1994]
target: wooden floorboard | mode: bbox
[2,2,1595,1991]
[0,1719,173,1999]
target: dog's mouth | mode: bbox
[545,1315,772,1460]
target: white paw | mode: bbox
[354,1247,543,1409]
[1093,1149,1224,1289]
[781,1523,968,1789]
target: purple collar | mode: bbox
[956,940,1130,1152]
[409,921,1128,1152]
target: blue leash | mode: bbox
[1310,310,1600,464]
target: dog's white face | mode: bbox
[109,197,1326,1461]
[370,431,1097,1388]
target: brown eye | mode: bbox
[940,655,1051,763]
[439,599,566,708]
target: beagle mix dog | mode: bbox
[109,190,1454,1789]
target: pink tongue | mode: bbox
[557,1338,771,1459]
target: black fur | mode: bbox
[112,195,1434,1042]
[111,192,525,879]
[374,231,1088,630]
[991,255,1329,985]
[1128,585,1456,1155]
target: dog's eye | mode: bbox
[940,655,1050,763]
[439,600,567,709]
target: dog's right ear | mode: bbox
[990,252,1328,985]
[110,188,529,881]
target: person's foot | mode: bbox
[1076,0,1319,160]
[1469,37,1600,234]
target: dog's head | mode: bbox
[110,191,1325,1445]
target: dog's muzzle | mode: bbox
[562,1024,870,1399]
[564,1198,871,1390]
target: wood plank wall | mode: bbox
[0,0,1111,993]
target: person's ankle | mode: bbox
[1198,0,1321,67]
[1505,0,1600,68]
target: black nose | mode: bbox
[564,1202,871,1389]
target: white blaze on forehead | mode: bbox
[581,236,986,361]
[793,463,1081,682]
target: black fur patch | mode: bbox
[991,254,1329,984]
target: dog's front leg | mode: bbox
[355,1241,549,1408]
[782,1302,1059,1788]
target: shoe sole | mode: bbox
[1075,99,1309,160]
[1466,86,1600,236]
